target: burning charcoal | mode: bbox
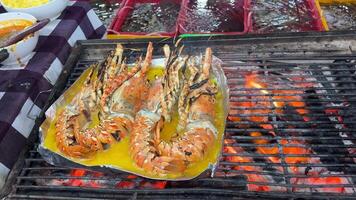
[223,143,288,192]
[303,90,355,173]
[342,107,356,135]
[277,105,310,131]
[121,2,180,33]
[333,60,356,97]
[291,173,353,193]
[117,180,137,189]
[251,0,318,32]
[322,5,356,30]
[261,166,285,184]
[305,166,312,175]
[184,0,244,33]
[226,68,356,192]
[139,181,167,189]
[328,60,356,156]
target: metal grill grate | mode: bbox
[2,33,356,199]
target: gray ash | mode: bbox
[121,2,180,33]
[322,5,356,30]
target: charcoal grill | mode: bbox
[1,32,356,199]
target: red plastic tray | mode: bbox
[178,0,250,35]
[247,0,326,33]
[108,0,181,37]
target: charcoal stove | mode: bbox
[1,32,356,199]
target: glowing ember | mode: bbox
[229,74,309,131]
[140,181,167,189]
[226,73,352,193]
[63,169,102,188]
[292,176,351,193]
[116,180,136,189]
[46,169,167,190]
[224,140,286,192]
[249,132,310,170]
[246,74,308,116]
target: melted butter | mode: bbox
[43,65,226,180]
[88,110,100,129]
[147,67,165,82]
[160,108,181,141]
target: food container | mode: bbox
[0,0,69,20]
[314,0,330,31]
[318,0,356,4]
[315,0,355,30]
[0,12,39,66]
[107,0,181,39]
[178,0,250,36]
[248,0,327,33]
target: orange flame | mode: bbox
[229,74,309,132]
[247,74,308,115]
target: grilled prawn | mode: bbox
[55,43,153,158]
[130,47,218,175]
[84,42,153,145]
[55,66,101,157]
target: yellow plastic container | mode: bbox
[314,0,330,31]
[318,0,356,5]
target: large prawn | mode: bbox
[129,46,218,175]
[56,42,153,158]
[55,65,100,157]
[92,42,153,145]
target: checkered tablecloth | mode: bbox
[0,1,105,188]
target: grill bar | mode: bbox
[2,33,356,199]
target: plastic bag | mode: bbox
[38,48,229,180]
